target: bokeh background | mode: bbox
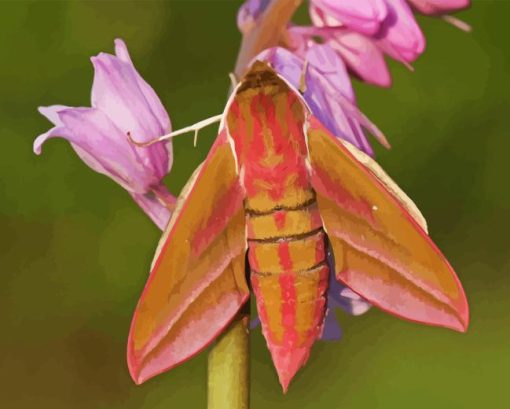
[1,1,508,408]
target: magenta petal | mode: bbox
[310,0,388,35]
[307,7,391,87]
[331,31,391,87]
[129,185,174,231]
[376,0,426,62]
[407,0,469,15]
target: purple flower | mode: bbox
[257,45,388,156]
[237,0,271,34]
[407,0,469,15]
[34,39,175,230]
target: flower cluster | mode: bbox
[34,39,175,230]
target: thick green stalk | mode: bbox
[207,313,250,409]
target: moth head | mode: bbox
[235,60,287,98]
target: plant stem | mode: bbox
[207,2,303,408]
[207,311,250,409]
[233,0,304,78]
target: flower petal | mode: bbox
[113,39,172,140]
[38,105,70,127]
[320,309,343,341]
[34,125,68,155]
[237,0,271,34]
[306,8,391,87]
[306,43,355,102]
[91,42,170,179]
[56,107,161,193]
[129,185,174,230]
[113,39,173,175]
[326,249,372,316]
[310,0,388,35]
[324,30,391,87]
[375,0,426,62]
[407,0,469,15]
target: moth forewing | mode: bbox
[339,139,428,233]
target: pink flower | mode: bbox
[34,39,175,230]
[306,0,469,85]
[310,0,388,35]
[307,0,425,84]
[407,0,469,15]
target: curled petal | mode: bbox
[407,0,469,15]
[310,0,388,35]
[375,0,426,62]
[34,105,69,155]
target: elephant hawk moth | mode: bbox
[127,61,469,391]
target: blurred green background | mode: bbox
[1,1,508,408]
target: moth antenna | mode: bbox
[442,15,472,33]
[299,59,309,94]
[127,114,223,147]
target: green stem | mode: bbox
[207,312,250,409]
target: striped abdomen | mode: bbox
[246,189,329,390]
[226,66,330,389]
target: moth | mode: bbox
[127,61,469,391]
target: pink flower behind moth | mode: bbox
[306,0,470,85]
[34,39,175,230]
[237,0,470,88]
